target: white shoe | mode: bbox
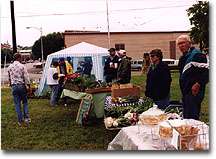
[24,118,31,123]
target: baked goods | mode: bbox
[159,121,173,138]
[168,119,200,150]
[179,125,200,150]
[194,143,205,150]
[168,119,186,128]
[139,107,167,125]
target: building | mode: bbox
[63,30,189,60]
[1,43,12,50]
[19,49,32,61]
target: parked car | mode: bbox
[131,60,143,71]
[162,59,179,70]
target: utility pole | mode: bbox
[106,0,111,49]
[26,26,44,69]
[10,0,17,54]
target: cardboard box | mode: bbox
[111,85,140,98]
[85,87,111,94]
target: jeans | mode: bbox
[50,85,59,106]
[57,83,64,102]
[154,95,170,110]
[11,84,30,123]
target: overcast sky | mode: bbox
[0,0,204,46]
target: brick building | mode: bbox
[63,30,189,60]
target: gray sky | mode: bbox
[1,0,200,46]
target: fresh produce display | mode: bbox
[105,106,134,118]
[164,105,183,120]
[27,80,39,98]
[111,95,139,104]
[104,97,184,129]
[104,112,139,129]
[104,97,153,129]
[30,80,39,89]
[64,73,111,92]
[105,96,153,114]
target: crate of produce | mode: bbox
[111,85,140,98]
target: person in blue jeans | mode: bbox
[8,53,31,126]
[47,61,60,106]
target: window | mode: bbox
[115,43,125,50]
[138,61,143,64]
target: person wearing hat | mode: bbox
[145,49,172,110]
[104,48,119,83]
[8,53,31,126]
[117,49,131,84]
[56,57,69,102]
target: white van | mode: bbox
[131,60,143,71]
[162,59,179,70]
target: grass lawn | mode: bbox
[1,71,209,150]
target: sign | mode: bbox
[76,94,93,126]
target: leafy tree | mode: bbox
[32,32,64,60]
[187,1,209,50]
[1,48,13,64]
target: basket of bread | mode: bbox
[139,106,167,125]
[168,119,209,150]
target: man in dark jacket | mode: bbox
[145,49,172,110]
[104,48,119,83]
[117,50,131,84]
[176,35,209,120]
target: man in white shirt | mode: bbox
[47,61,59,106]
[8,53,31,126]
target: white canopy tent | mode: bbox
[36,42,108,96]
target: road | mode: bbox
[1,63,43,85]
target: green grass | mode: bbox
[1,88,108,150]
[1,71,209,150]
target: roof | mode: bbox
[64,30,189,35]
[49,42,109,57]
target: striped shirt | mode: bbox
[8,61,30,85]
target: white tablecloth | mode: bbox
[108,119,209,151]
[108,125,164,150]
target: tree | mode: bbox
[187,1,209,51]
[32,32,64,60]
[1,48,13,64]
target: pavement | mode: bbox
[1,62,43,85]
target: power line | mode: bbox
[1,4,191,18]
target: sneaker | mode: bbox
[24,118,31,123]
[18,122,22,127]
